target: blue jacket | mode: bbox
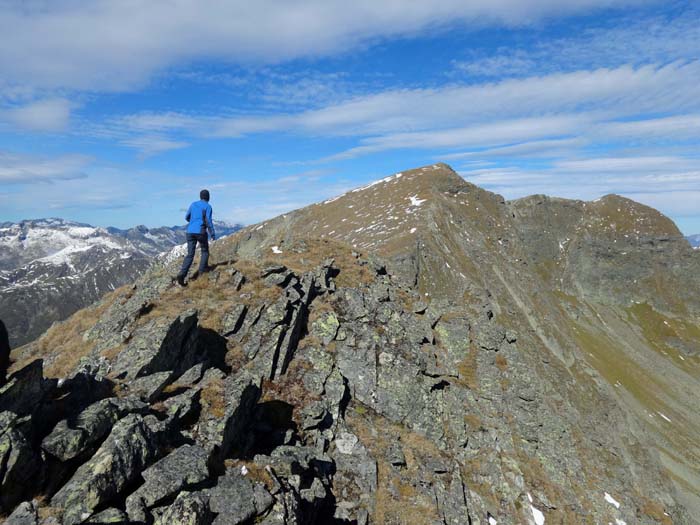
[185,200,216,238]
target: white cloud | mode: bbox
[0,0,654,92]
[3,98,71,132]
[120,135,190,157]
[0,151,91,183]
[449,7,700,78]
[442,138,587,159]
[107,61,700,152]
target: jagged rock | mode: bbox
[83,508,129,524]
[51,413,165,525]
[330,426,377,524]
[110,310,200,381]
[261,264,287,278]
[194,372,261,459]
[265,271,294,287]
[230,270,246,291]
[42,396,148,461]
[208,469,273,525]
[0,412,44,513]
[126,444,209,516]
[153,491,212,525]
[0,319,9,385]
[4,500,38,525]
[162,387,201,423]
[176,363,207,385]
[0,360,56,417]
[221,304,247,336]
[128,371,173,401]
[311,312,339,345]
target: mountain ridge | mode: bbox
[3,163,699,525]
[0,218,242,347]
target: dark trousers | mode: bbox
[178,233,209,278]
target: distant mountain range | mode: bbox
[0,218,241,347]
[687,234,700,248]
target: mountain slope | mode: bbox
[3,164,699,525]
[0,219,241,347]
[687,234,700,248]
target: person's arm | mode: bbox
[207,206,216,239]
[185,204,192,223]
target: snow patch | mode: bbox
[604,492,621,509]
[271,246,283,254]
[658,412,672,423]
[409,195,427,206]
[528,493,545,525]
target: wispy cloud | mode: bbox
[1,98,71,132]
[0,151,91,183]
[0,0,653,92]
[102,61,700,156]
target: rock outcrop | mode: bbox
[0,319,9,385]
[3,163,699,524]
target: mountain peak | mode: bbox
[3,163,699,524]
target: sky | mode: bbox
[1,1,699,234]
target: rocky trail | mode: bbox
[1,164,699,524]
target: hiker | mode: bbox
[176,189,216,286]
[0,319,9,385]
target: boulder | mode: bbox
[194,372,261,460]
[42,397,148,461]
[208,469,273,525]
[154,491,212,525]
[83,508,129,524]
[51,413,164,525]
[0,412,44,513]
[110,311,201,381]
[126,444,209,514]
[4,500,38,525]
[0,360,56,417]
[221,304,247,336]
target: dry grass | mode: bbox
[224,459,276,490]
[269,238,374,288]
[260,359,318,425]
[8,286,128,378]
[640,498,673,525]
[456,346,479,390]
[495,354,508,372]
[200,375,226,418]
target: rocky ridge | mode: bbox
[2,164,699,524]
[0,218,241,347]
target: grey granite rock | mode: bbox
[154,491,212,525]
[51,414,165,525]
[42,396,148,461]
[4,500,38,525]
[126,444,209,514]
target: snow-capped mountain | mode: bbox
[687,234,700,249]
[0,218,241,347]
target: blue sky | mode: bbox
[1,1,699,234]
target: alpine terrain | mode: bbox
[686,235,700,249]
[2,164,699,525]
[0,219,241,348]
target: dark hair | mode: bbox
[200,189,210,201]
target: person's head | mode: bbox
[200,189,210,201]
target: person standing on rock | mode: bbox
[176,189,216,286]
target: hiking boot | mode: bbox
[176,274,187,287]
